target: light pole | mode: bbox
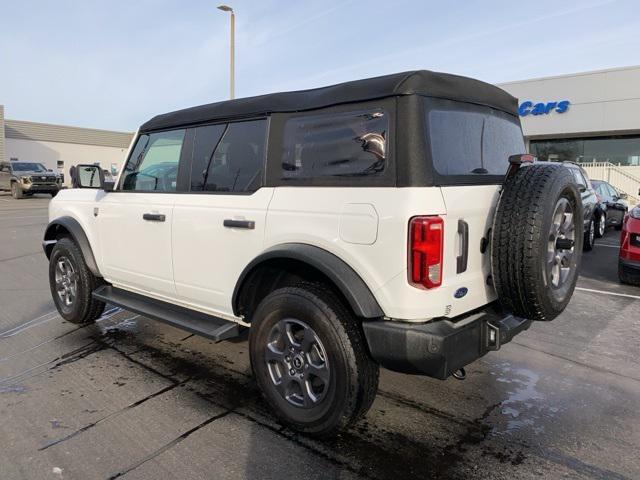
[217,5,235,100]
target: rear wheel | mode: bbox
[49,237,105,324]
[249,283,379,436]
[11,182,23,199]
[583,218,595,251]
[492,163,583,321]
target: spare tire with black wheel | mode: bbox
[491,163,583,321]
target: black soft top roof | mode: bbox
[140,70,518,132]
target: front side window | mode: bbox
[281,109,388,179]
[121,129,185,192]
[427,100,524,177]
[189,119,267,193]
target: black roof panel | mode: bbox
[140,70,518,132]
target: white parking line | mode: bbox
[575,287,640,300]
[594,244,620,249]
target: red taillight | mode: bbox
[409,216,444,289]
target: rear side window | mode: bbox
[281,109,388,179]
[426,100,524,176]
[121,129,185,192]
[189,119,267,193]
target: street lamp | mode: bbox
[217,4,235,100]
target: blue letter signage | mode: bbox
[518,100,570,117]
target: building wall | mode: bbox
[498,65,640,139]
[0,106,5,163]
[5,138,130,186]
[2,114,134,187]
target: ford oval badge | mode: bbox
[454,287,468,299]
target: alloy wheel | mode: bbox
[55,256,78,307]
[265,318,330,408]
[547,198,576,288]
[598,215,605,237]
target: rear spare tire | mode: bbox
[491,163,583,321]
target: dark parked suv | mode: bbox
[0,161,62,199]
[560,162,599,251]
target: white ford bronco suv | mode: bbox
[44,70,583,436]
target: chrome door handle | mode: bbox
[143,213,166,222]
[223,219,255,229]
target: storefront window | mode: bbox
[530,135,640,166]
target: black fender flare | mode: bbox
[232,243,384,319]
[43,216,101,277]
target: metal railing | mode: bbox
[581,161,640,204]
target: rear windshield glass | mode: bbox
[426,99,524,176]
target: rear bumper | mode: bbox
[362,305,532,379]
[619,257,640,272]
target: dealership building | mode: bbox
[498,64,640,202]
[0,105,133,186]
[1,65,639,198]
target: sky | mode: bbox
[1,0,640,132]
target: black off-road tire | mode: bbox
[49,237,105,324]
[249,283,379,437]
[11,182,23,199]
[492,163,583,321]
[619,261,640,286]
[583,218,595,251]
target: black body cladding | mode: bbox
[43,217,102,277]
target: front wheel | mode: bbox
[11,182,23,199]
[249,284,379,437]
[49,237,105,324]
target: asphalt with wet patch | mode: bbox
[1,193,639,479]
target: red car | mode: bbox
[619,202,640,285]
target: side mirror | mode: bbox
[578,185,586,193]
[47,169,53,172]
[76,164,105,189]
[619,192,628,200]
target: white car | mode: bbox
[43,70,583,436]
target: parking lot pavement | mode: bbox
[1,194,639,480]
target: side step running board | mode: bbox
[93,285,240,342]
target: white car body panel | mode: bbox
[49,180,499,323]
[171,188,275,317]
